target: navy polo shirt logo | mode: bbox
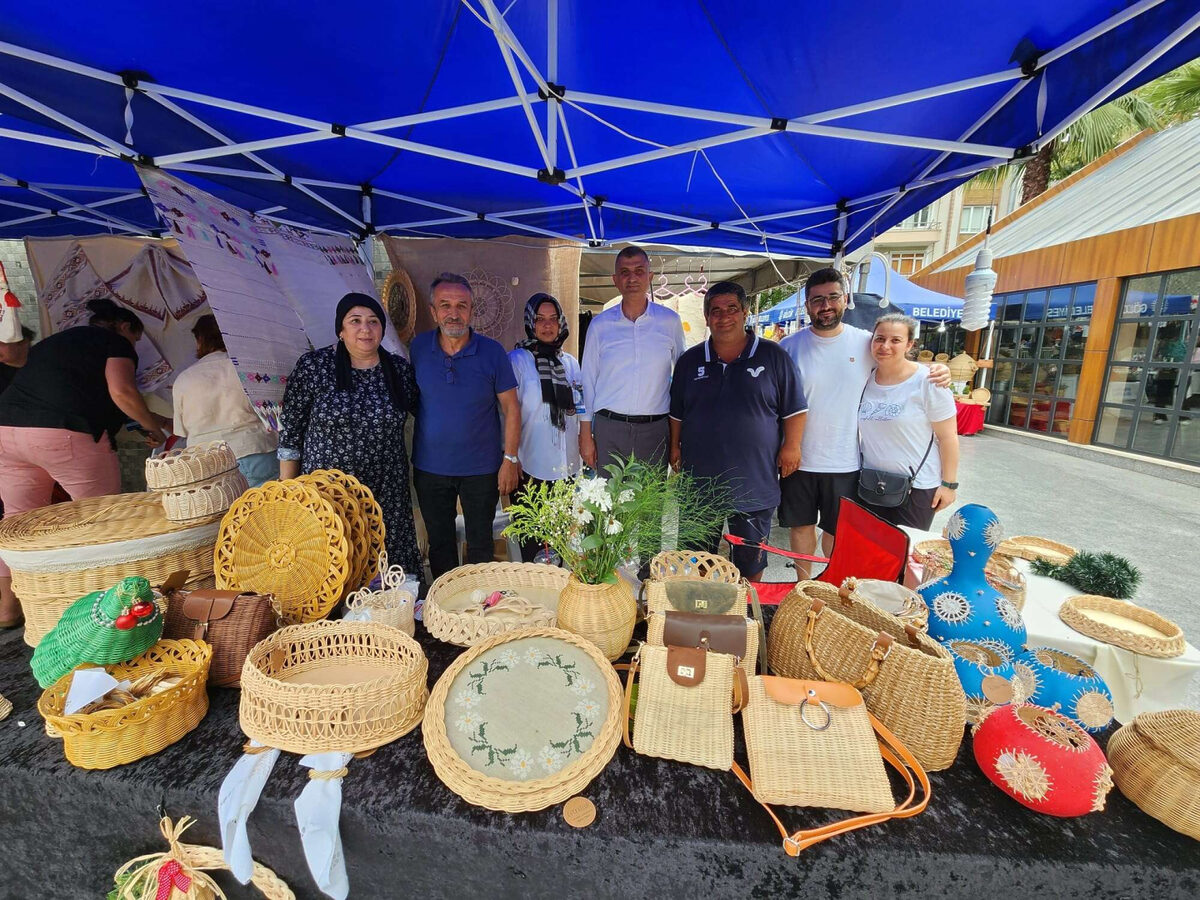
[695,365,706,380]
[747,366,765,378]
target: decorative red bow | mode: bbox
[154,859,191,900]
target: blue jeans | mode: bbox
[237,452,280,488]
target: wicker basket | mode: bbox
[997,535,1077,566]
[947,352,978,382]
[913,538,1027,611]
[38,639,212,769]
[648,550,740,584]
[344,551,416,637]
[424,562,566,647]
[767,580,965,771]
[309,469,385,588]
[558,573,637,661]
[422,627,623,812]
[215,480,349,624]
[646,611,760,672]
[239,620,428,754]
[841,576,929,630]
[1108,709,1200,841]
[298,471,370,593]
[970,387,992,405]
[0,493,218,647]
[644,577,750,618]
[1059,595,1186,658]
[160,468,249,523]
[145,441,239,490]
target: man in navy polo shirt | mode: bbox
[412,272,521,578]
[669,281,807,581]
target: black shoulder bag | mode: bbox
[855,371,935,508]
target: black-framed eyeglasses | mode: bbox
[443,356,455,384]
[808,293,844,307]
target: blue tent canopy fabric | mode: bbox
[862,259,968,321]
[0,2,1197,252]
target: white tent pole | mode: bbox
[499,202,589,217]
[161,162,282,181]
[344,128,541,178]
[599,201,709,227]
[370,188,474,217]
[155,133,337,166]
[1033,7,1200,152]
[488,216,580,241]
[725,202,842,226]
[356,95,533,131]
[566,127,772,179]
[480,0,555,173]
[721,225,829,251]
[0,195,53,215]
[24,183,136,193]
[256,206,287,215]
[554,105,598,243]
[380,215,478,230]
[255,213,350,236]
[0,81,130,157]
[0,173,146,233]
[291,182,365,229]
[797,69,1023,124]
[546,0,558,169]
[1039,0,1168,68]
[0,126,116,155]
[619,225,712,243]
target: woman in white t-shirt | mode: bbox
[858,314,959,529]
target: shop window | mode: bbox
[1111,321,1152,362]
[889,250,927,276]
[1171,415,1200,464]
[959,205,994,235]
[1095,406,1135,447]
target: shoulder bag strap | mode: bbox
[619,656,638,750]
[856,369,874,470]
[909,432,936,480]
[731,710,930,857]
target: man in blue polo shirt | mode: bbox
[412,272,521,578]
[669,281,807,580]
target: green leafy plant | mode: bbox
[1031,551,1141,600]
[504,456,734,585]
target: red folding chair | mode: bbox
[725,497,911,605]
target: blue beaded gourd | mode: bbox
[919,504,1026,651]
[1013,646,1115,734]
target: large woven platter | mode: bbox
[424,562,567,647]
[423,627,622,812]
[1059,595,1186,658]
[997,535,1076,566]
[215,481,349,624]
[297,472,368,594]
[309,469,384,587]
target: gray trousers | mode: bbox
[591,414,669,469]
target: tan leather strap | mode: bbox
[745,579,766,675]
[732,667,749,714]
[621,655,639,750]
[803,601,893,690]
[732,709,930,856]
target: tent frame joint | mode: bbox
[331,123,346,136]
[538,82,566,102]
[770,117,788,131]
[537,167,566,184]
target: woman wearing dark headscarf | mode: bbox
[508,292,583,562]
[277,293,422,576]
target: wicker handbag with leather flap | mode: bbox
[735,674,930,855]
[161,572,279,687]
[646,610,759,674]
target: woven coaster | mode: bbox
[0,692,11,722]
[563,796,596,828]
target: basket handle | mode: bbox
[803,597,893,690]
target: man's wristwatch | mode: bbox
[941,480,959,489]
[503,454,519,465]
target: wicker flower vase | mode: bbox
[556,573,636,662]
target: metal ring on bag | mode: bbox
[799,697,832,731]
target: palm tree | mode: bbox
[972,60,1200,205]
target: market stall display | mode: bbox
[1058,594,1186,658]
[1107,709,1200,841]
[239,620,427,755]
[1013,646,1115,734]
[913,537,1026,610]
[38,638,212,769]
[972,704,1113,817]
[423,562,565,647]
[214,480,349,624]
[296,472,370,595]
[342,552,415,637]
[767,580,966,771]
[0,492,218,647]
[161,583,280,688]
[145,441,249,523]
[422,627,622,813]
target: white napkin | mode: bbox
[341,605,374,623]
[218,740,281,883]
[63,668,123,715]
[295,751,353,900]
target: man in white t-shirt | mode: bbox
[779,268,949,574]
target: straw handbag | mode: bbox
[162,581,280,687]
[734,675,930,856]
[623,643,745,771]
[646,610,759,674]
[767,580,965,771]
[644,577,748,618]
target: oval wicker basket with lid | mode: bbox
[145,441,239,490]
[1108,709,1200,840]
[0,492,219,647]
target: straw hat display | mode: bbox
[145,441,249,523]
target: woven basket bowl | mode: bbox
[970,387,992,404]
[239,620,428,754]
[1059,595,1186,658]
[0,492,217,647]
[38,639,212,769]
[913,538,1027,611]
[1108,709,1200,840]
[422,626,623,812]
[161,468,249,523]
[648,550,741,584]
[145,441,238,490]
[996,535,1077,566]
[425,562,567,647]
[215,480,349,624]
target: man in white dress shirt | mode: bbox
[579,246,686,469]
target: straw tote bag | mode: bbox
[646,611,759,674]
[734,675,930,856]
[623,643,746,771]
[767,581,966,771]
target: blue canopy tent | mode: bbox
[754,292,799,326]
[0,2,1195,253]
[861,254,972,321]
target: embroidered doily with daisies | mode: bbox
[445,637,609,781]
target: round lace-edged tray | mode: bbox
[297,472,370,594]
[424,562,568,647]
[1059,595,1186,659]
[307,469,385,587]
[215,480,349,624]
[996,535,1077,566]
[145,441,238,490]
[240,620,428,755]
[423,627,622,812]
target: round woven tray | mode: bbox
[38,639,212,769]
[422,627,623,812]
[160,467,249,522]
[298,471,369,594]
[0,492,218,647]
[1059,595,1186,658]
[309,469,384,587]
[1108,709,1200,841]
[239,620,428,754]
[145,441,238,490]
[997,535,1077,566]
[970,387,992,404]
[215,480,349,624]
[913,538,1026,611]
[425,562,567,647]
[382,266,418,343]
